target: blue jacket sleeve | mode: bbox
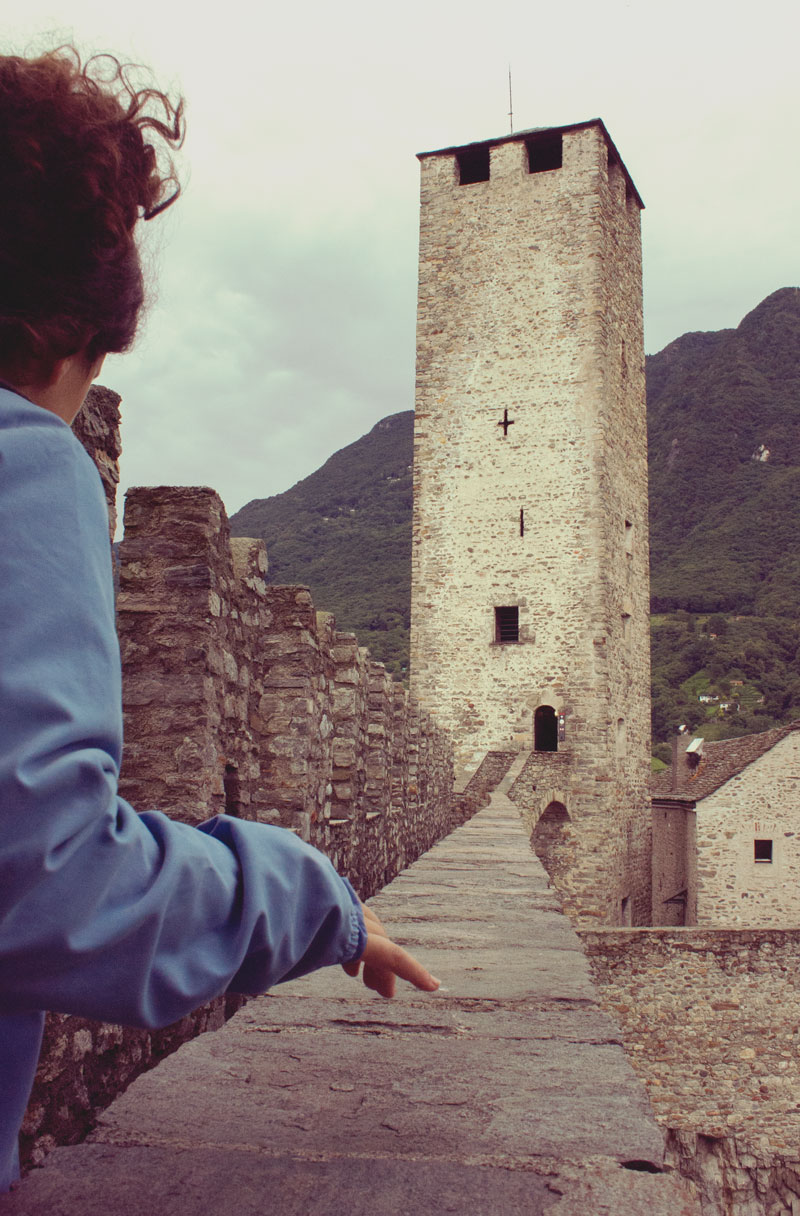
[0,392,366,1029]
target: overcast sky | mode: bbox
[3,0,798,526]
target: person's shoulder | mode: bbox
[0,388,109,546]
[0,389,101,487]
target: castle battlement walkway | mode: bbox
[2,794,697,1214]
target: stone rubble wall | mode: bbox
[116,485,454,898]
[454,751,516,822]
[24,401,454,1172]
[20,995,246,1173]
[581,927,800,1213]
[71,385,122,539]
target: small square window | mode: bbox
[457,145,490,185]
[754,839,773,863]
[526,133,562,174]
[495,606,519,644]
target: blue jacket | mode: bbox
[0,388,366,1189]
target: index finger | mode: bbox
[361,934,440,992]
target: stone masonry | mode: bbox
[70,384,121,539]
[21,387,456,1172]
[409,121,652,925]
[583,927,800,1213]
[116,485,453,892]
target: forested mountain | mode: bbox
[648,288,800,616]
[231,413,414,674]
[230,288,800,738]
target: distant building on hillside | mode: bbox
[652,723,800,926]
[409,119,651,925]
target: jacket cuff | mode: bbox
[340,876,368,962]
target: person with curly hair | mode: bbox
[0,46,438,1191]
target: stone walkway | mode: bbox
[1,794,698,1214]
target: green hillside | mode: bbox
[230,288,800,725]
[651,611,800,756]
[648,288,800,616]
[231,413,413,675]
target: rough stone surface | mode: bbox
[583,926,800,1211]
[116,487,454,883]
[453,747,516,811]
[409,121,651,926]
[71,385,121,539]
[1,798,696,1214]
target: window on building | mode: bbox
[624,519,634,555]
[621,612,631,646]
[616,717,627,757]
[534,705,558,752]
[526,133,562,174]
[494,605,519,644]
[457,144,490,185]
[754,839,773,863]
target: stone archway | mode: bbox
[532,800,577,884]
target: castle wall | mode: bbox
[23,392,455,1172]
[582,927,800,1212]
[695,732,800,925]
[116,485,454,897]
[409,122,651,925]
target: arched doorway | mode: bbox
[534,705,558,752]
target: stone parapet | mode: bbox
[454,750,516,823]
[582,926,800,1211]
[23,463,455,1172]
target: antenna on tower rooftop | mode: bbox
[508,65,514,133]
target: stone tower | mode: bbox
[409,120,651,924]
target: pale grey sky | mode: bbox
[3,0,798,523]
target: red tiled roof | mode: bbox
[651,721,800,803]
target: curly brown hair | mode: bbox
[0,46,184,382]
